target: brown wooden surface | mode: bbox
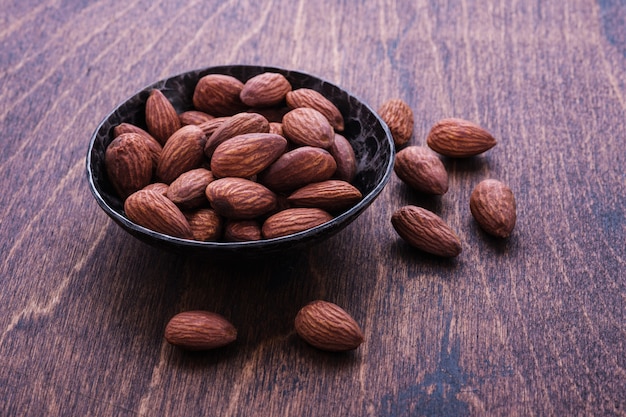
[1,1,625,416]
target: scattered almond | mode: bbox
[470,179,516,238]
[394,146,448,195]
[378,99,414,148]
[165,311,237,350]
[426,118,497,157]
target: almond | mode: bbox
[269,122,284,136]
[282,107,335,149]
[167,168,214,209]
[145,89,181,145]
[294,300,364,351]
[156,125,207,184]
[124,189,193,239]
[205,177,277,219]
[378,99,414,147]
[262,208,333,239]
[179,110,215,126]
[469,179,516,238]
[142,182,169,195]
[258,146,337,192]
[223,219,262,242]
[113,123,162,170]
[287,180,362,212]
[210,133,287,178]
[198,117,229,137]
[391,205,462,257]
[394,146,448,194]
[184,208,223,241]
[426,118,497,157]
[246,106,290,123]
[286,88,344,132]
[329,133,357,183]
[105,133,153,199]
[165,311,237,350]
[193,74,247,116]
[204,112,270,158]
[240,72,292,108]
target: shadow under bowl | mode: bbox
[86,65,395,258]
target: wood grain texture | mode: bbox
[1,0,625,416]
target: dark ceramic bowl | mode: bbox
[86,65,394,257]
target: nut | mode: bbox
[294,300,364,351]
[113,123,162,170]
[240,72,292,108]
[262,208,333,239]
[469,179,516,238]
[206,177,277,219]
[105,133,153,199]
[282,107,335,149]
[145,89,182,145]
[165,311,237,350]
[223,219,262,242]
[391,205,462,257]
[179,110,215,126]
[259,146,337,192]
[328,133,357,183]
[204,112,270,158]
[193,74,247,116]
[210,133,287,178]
[184,208,223,241]
[378,99,414,147]
[124,189,193,239]
[166,168,214,209]
[426,118,497,157]
[394,146,448,195]
[286,88,344,132]
[287,180,362,212]
[156,125,207,184]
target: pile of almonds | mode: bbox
[105,72,363,242]
[379,100,517,257]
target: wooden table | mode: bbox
[2,1,625,415]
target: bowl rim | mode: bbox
[86,64,395,251]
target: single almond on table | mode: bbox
[286,88,345,132]
[240,72,292,108]
[470,179,516,238]
[184,208,223,241]
[223,219,262,242]
[124,189,193,239]
[105,133,153,200]
[262,208,333,239]
[391,205,462,257]
[394,146,448,195]
[426,118,497,157]
[167,168,214,209]
[145,89,182,145]
[165,311,237,351]
[206,177,278,219]
[193,74,247,116]
[210,133,287,178]
[328,133,357,183]
[294,300,364,352]
[156,125,207,184]
[378,99,414,148]
[204,112,270,158]
[282,107,335,149]
[258,146,337,192]
[287,180,362,212]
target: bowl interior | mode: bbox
[87,65,394,257]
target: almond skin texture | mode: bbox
[394,146,449,195]
[193,74,247,116]
[184,208,223,241]
[167,168,214,209]
[287,180,362,212]
[391,205,462,257]
[124,190,193,239]
[145,89,182,145]
[113,123,162,170]
[165,311,237,351]
[143,182,169,195]
[210,133,287,178]
[470,179,517,238]
[282,108,335,149]
[240,72,292,108]
[262,208,333,239]
[286,88,345,132]
[179,110,215,126]
[294,300,364,352]
[223,219,262,242]
[259,146,337,192]
[426,118,497,157]
[156,125,207,184]
[105,133,153,200]
[378,99,414,147]
[206,177,277,219]
[198,117,229,137]
[204,112,270,158]
[329,133,357,182]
